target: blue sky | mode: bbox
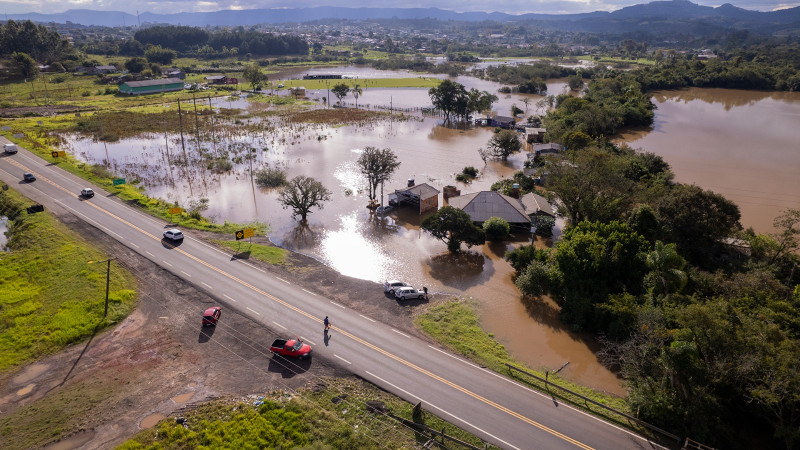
[0,0,796,15]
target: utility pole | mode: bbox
[207,96,217,157]
[88,259,112,317]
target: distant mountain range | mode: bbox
[5,0,800,33]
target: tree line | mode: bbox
[503,72,800,447]
[133,25,309,57]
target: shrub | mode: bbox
[255,167,287,189]
[462,166,478,177]
[483,216,510,241]
[532,215,556,236]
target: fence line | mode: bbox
[505,363,683,444]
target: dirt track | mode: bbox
[0,205,436,449]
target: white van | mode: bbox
[3,143,17,154]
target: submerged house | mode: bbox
[390,182,440,214]
[448,190,554,229]
[118,78,184,95]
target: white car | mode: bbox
[384,280,409,294]
[395,287,425,301]
[163,228,184,241]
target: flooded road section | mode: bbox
[619,87,800,233]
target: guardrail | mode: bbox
[505,363,682,444]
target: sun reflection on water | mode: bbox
[319,213,393,282]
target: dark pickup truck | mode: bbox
[269,338,312,359]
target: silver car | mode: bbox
[395,287,425,300]
[163,229,184,241]
[384,280,409,294]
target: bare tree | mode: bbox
[521,97,531,115]
[357,146,401,204]
[278,175,332,222]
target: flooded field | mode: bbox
[61,74,800,395]
[619,87,800,233]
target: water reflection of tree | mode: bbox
[428,251,491,289]
[519,295,563,331]
[282,223,322,251]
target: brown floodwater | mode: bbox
[65,70,741,396]
[619,87,800,233]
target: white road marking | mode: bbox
[162,261,173,267]
[366,371,520,450]
[330,301,345,309]
[392,329,410,338]
[272,321,286,330]
[246,307,261,316]
[129,242,139,248]
[146,251,155,257]
[334,355,352,365]
[359,314,376,322]
[181,271,192,277]
[276,277,290,284]
[159,316,168,319]
[201,282,213,290]
[223,294,237,302]
[428,345,481,368]
[301,288,316,296]
[300,337,316,345]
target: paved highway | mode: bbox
[0,143,666,450]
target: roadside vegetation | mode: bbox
[119,378,495,449]
[415,300,632,419]
[213,240,288,265]
[0,187,136,373]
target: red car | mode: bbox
[202,306,222,326]
[270,338,312,359]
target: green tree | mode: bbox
[352,83,363,107]
[483,217,510,241]
[487,130,522,160]
[421,206,485,253]
[767,208,800,264]
[356,147,401,204]
[144,45,177,65]
[10,52,38,79]
[331,82,350,105]
[655,184,741,266]
[278,176,332,222]
[643,241,687,295]
[467,88,497,116]
[550,221,649,329]
[511,104,523,117]
[124,57,148,74]
[243,63,267,91]
[429,79,468,124]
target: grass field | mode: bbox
[214,240,288,265]
[0,187,137,374]
[415,298,634,423]
[118,378,496,449]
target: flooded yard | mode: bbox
[58,74,800,396]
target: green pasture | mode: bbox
[0,187,137,374]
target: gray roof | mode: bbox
[95,65,116,70]
[448,191,529,224]
[122,78,183,88]
[396,183,440,200]
[533,143,564,153]
[492,115,516,123]
[520,192,554,216]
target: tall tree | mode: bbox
[278,175,332,222]
[487,130,522,160]
[643,241,687,295]
[356,147,401,204]
[10,52,38,79]
[243,63,267,91]
[768,208,800,264]
[331,83,350,105]
[429,79,468,124]
[421,206,485,253]
[352,83,363,108]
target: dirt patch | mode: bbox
[0,203,433,449]
[0,105,82,118]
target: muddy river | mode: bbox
[619,87,800,233]
[59,73,800,396]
